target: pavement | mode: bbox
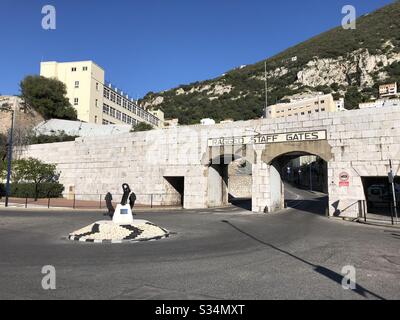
[0,185,399,300]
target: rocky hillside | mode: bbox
[0,98,44,137]
[140,1,400,125]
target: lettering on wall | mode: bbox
[208,130,327,147]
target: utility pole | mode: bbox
[389,159,398,224]
[264,61,269,118]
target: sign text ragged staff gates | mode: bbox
[208,130,327,147]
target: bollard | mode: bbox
[48,197,51,209]
[25,195,28,209]
[73,194,76,209]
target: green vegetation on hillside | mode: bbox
[141,1,400,125]
[132,122,154,132]
[0,134,7,161]
[20,76,77,120]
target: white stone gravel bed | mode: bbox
[69,220,169,243]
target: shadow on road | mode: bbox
[221,220,385,300]
[229,197,252,211]
[285,196,328,216]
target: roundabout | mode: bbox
[68,183,169,243]
[68,219,170,243]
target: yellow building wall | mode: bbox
[40,61,105,124]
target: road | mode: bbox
[0,185,399,300]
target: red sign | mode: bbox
[339,181,350,187]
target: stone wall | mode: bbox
[18,106,400,217]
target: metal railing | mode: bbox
[0,193,183,210]
[358,200,400,225]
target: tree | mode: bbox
[20,75,77,120]
[0,134,7,161]
[12,158,60,201]
[0,134,7,178]
[344,86,363,110]
[132,122,154,132]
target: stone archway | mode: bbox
[253,140,333,213]
[261,140,333,165]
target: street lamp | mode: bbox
[0,106,15,208]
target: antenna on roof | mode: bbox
[264,61,269,119]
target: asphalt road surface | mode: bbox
[0,185,399,300]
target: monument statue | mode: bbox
[112,184,136,225]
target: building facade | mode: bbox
[379,83,398,98]
[359,98,400,109]
[40,61,163,128]
[266,94,339,119]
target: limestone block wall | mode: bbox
[18,106,400,217]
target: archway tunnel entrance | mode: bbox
[269,152,329,215]
[361,176,400,218]
[208,155,253,211]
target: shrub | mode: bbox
[0,183,64,198]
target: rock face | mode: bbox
[296,49,400,88]
[0,97,44,136]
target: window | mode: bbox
[102,119,109,125]
[94,116,98,123]
[320,100,325,104]
[83,66,88,71]
[116,111,122,120]
[103,87,110,99]
[110,107,116,118]
[301,112,305,115]
[103,104,110,115]
[95,99,98,107]
[116,96,122,106]
[71,67,77,72]
[96,83,99,91]
[122,114,127,123]
[315,109,319,113]
[308,111,312,114]
[74,81,79,88]
[110,92,116,103]
[74,98,79,106]
[321,108,326,112]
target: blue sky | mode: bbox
[0,0,394,98]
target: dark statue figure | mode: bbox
[121,183,137,210]
[105,192,114,217]
[104,184,136,219]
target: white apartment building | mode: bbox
[40,61,163,128]
[379,83,397,98]
[359,98,400,109]
[266,93,339,119]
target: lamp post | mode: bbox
[1,107,15,207]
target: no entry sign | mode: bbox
[339,172,350,187]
